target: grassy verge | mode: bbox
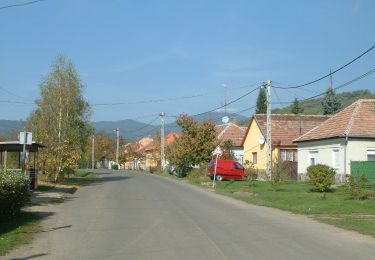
[55,170,97,186]
[0,213,41,256]
[190,177,375,237]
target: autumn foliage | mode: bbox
[166,115,217,171]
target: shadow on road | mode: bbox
[8,253,49,260]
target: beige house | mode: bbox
[294,99,375,181]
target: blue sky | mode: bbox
[1,0,374,124]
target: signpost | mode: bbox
[212,145,223,188]
[19,132,32,176]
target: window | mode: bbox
[309,151,318,166]
[367,149,375,161]
[252,152,257,164]
[332,149,340,169]
[280,149,297,162]
[234,163,244,170]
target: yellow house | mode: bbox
[242,114,330,174]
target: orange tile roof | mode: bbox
[242,114,330,147]
[142,132,179,152]
[295,99,375,142]
[215,123,246,146]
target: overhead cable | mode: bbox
[273,43,375,89]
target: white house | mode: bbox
[294,99,375,182]
[215,122,246,163]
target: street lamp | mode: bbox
[113,128,120,166]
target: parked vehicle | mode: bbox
[168,165,193,178]
[208,160,247,181]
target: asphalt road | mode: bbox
[5,170,375,260]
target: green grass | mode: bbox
[55,171,97,186]
[0,213,41,256]
[191,177,375,237]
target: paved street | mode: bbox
[5,170,375,260]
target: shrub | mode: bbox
[244,160,258,186]
[271,161,291,191]
[307,164,336,192]
[0,171,31,218]
[346,175,368,200]
[111,164,119,170]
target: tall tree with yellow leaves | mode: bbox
[26,55,93,181]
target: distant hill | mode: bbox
[93,112,248,141]
[272,90,375,115]
[1,90,373,140]
[0,120,25,138]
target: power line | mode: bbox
[0,0,45,10]
[191,85,262,117]
[0,100,34,105]
[125,115,160,134]
[303,68,375,101]
[273,43,375,89]
[92,93,210,106]
[271,67,375,105]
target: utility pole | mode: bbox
[266,80,272,178]
[91,135,95,169]
[160,112,165,170]
[114,128,120,165]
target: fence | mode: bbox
[351,161,375,181]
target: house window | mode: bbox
[332,149,340,169]
[309,151,318,166]
[252,152,257,164]
[280,149,297,162]
[367,149,375,161]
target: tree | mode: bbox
[26,55,93,181]
[291,98,304,114]
[256,87,267,114]
[166,115,217,171]
[321,87,342,115]
[221,140,235,160]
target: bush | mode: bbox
[271,161,291,191]
[0,171,31,217]
[111,164,119,170]
[346,175,368,200]
[307,164,336,192]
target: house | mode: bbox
[215,122,246,163]
[143,132,179,169]
[123,136,153,170]
[294,99,375,181]
[242,114,330,174]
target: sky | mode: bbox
[0,0,375,125]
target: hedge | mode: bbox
[0,171,31,218]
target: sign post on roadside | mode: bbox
[212,145,223,188]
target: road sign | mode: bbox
[212,145,223,156]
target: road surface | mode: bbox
[5,170,375,259]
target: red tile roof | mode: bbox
[143,132,179,152]
[242,114,330,147]
[295,99,375,142]
[215,123,246,146]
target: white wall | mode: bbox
[297,138,375,177]
[297,139,345,175]
[232,147,244,164]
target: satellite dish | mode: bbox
[222,116,229,123]
[258,135,265,145]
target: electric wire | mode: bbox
[272,43,375,89]
[0,0,45,10]
[190,84,262,117]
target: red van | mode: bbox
[208,160,247,181]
